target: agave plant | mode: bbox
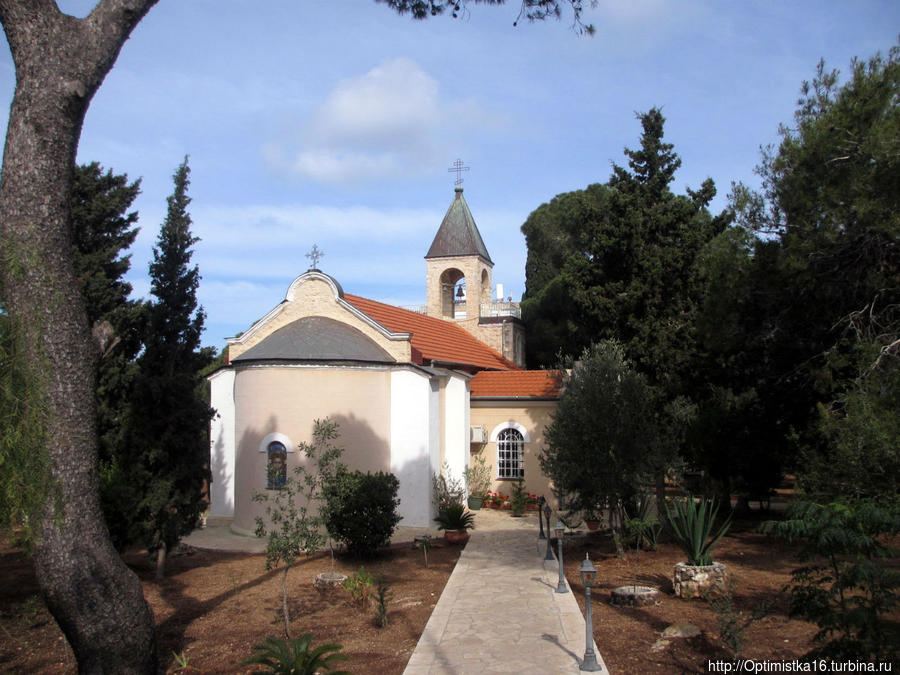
[434,502,476,531]
[663,496,732,566]
[243,635,349,675]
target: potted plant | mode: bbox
[663,496,732,599]
[434,503,475,544]
[463,454,492,510]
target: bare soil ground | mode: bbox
[2,516,896,674]
[0,537,460,674]
[563,518,821,674]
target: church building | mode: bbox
[208,186,562,531]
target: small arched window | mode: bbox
[266,441,287,490]
[497,428,525,479]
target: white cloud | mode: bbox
[263,58,500,184]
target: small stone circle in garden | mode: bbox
[313,572,347,590]
[610,585,661,607]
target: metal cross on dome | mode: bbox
[448,158,469,186]
[305,244,324,270]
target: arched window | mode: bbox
[266,441,287,489]
[497,428,525,479]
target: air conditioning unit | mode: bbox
[470,425,487,444]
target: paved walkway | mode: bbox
[184,509,609,674]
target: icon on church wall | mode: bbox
[266,441,287,489]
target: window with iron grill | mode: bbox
[497,428,524,479]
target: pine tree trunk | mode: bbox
[0,2,159,671]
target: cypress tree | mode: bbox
[126,157,212,578]
[69,163,147,549]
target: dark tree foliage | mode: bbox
[541,341,670,525]
[71,162,141,327]
[761,500,900,662]
[522,109,727,396]
[379,0,597,33]
[720,45,900,502]
[521,183,608,366]
[70,162,148,549]
[124,157,213,577]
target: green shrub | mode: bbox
[432,462,465,510]
[372,572,391,628]
[663,496,732,566]
[342,566,374,605]
[463,454,492,499]
[322,468,401,558]
[243,634,349,674]
[761,500,900,662]
[510,479,527,515]
[624,494,661,551]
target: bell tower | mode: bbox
[425,185,493,323]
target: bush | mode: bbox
[761,500,900,662]
[342,566,374,605]
[322,468,401,558]
[432,462,465,510]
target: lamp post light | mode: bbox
[555,521,567,593]
[578,554,602,671]
[544,504,554,560]
[538,496,546,540]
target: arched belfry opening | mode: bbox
[439,268,466,318]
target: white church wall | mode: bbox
[230,365,392,534]
[390,369,435,528]
[208,368,236,518]
[442,374,469,486]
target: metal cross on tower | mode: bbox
[448,158,469,186]
[305,244,324,270]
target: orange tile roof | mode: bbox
[344,294,519,372]
[470,370,564,399]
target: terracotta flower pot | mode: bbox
[443,530,470,544]
[584,519,602,531]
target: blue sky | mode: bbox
[2,1,898,348]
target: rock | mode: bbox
[651,623,701,652]
[661,623,701,639]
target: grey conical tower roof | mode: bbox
[425,186,493,264]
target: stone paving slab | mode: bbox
[402,509,608,674]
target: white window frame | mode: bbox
[490,423,528,480]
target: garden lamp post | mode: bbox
[544,504,554,560]
[578,554,602,671]
[538,496,546,539]
[555,521,567,593]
